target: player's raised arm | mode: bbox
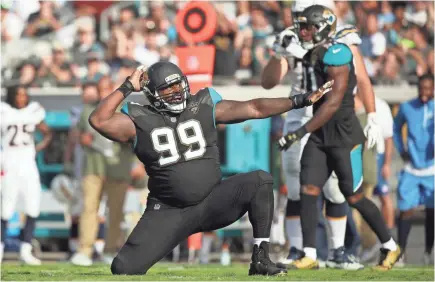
[215,80,333,125]
[88,67,144,143]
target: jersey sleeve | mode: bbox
[323,43,353,67]
[207,87,223,127]
[29,102,46,124]
[334,25,362,46]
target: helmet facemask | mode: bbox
[295,7,337,50]
[144,74,190,114]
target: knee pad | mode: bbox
[325,201,348,218]
[111,257,126,275]
[323,174,346,204]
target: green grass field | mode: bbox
[1,263,433,281]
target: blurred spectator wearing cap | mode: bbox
[24,1,62,37]
[1,3,24,43]
[33,42,75,87]
[71,17,104,74]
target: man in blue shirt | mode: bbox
[394,73,434,265]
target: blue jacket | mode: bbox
[393,98,434,169]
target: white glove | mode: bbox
[272,27,307,59]
[364,112,384,151]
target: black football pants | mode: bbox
[111,170,274,275]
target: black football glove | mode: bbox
[278,126,307,151]
[290,80,334,109]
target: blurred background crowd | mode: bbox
[1,0,434,89]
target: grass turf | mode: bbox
[1,263,433,281]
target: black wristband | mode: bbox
[118,77,135,98]
[290,91,314,109]
[295,126,308,139]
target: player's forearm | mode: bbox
[384,137,393,166]
[252,98,294,119]
[35,131,52,152]
[89,89,125,128]
[357,75,376,113]
[261,57,288,89]
[351,45,376,113]
[304,102,339,133]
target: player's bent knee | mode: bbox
[111,257,147,275]
[255,170,273,185]
[301,185,321,196]
[346,193,364,205]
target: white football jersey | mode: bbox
[1,101,46,163]
[333,24,362,46]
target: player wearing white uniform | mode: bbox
[262,0,382,270]
[1,86,52,265]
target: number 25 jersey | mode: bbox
[1,101,46,165]
[121,87,223,207]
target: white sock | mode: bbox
[326,216,347,249]
[94,240,105,255]
[68,239,79,253]
[253,238,269,246]
[0,242,4,262]
[382,238,397,251]
[20,242,32,255]
[286,217,303,250]
[304,247,317,260]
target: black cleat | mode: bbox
[249,242,287,276]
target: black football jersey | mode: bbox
[303,42,365,147]
[121,88,223,207]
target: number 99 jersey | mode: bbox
[1,101,46,165]
[121,87,223,208]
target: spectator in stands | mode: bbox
[82,52,107,84]
[133,25,162,67]
[428,49,434,75]
[71,17,104,76]
[360,13,386,80]
[4,59,39,88]
[235,46,253,81]
[0,3,24,43]
[98,76,136,264]
[49,42,75,86]
[335,0,356,26]
[147,2,174,43]
[34,47,57,87]
[254,1,281,32]
[24,1,62,37]
[64,82,107,260]
[212,4,238,78]
[158,45,178,65]
[70,82,114,267]
[119,6,136,28]
[377,1,395,31]
[112,58,139,86]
